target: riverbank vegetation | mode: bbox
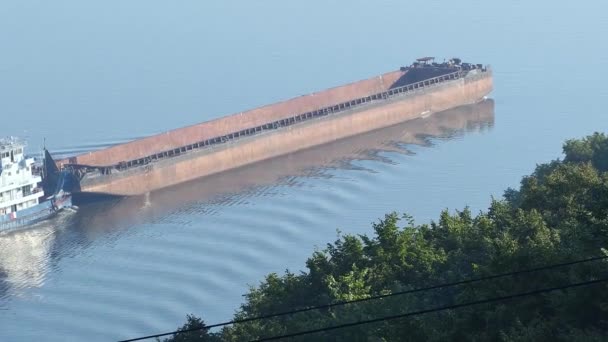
[163,132,608,341]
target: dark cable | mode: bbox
[118,254,608,342]
[254,277,608,341]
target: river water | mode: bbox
[1,1,607,341]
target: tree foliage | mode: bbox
[157,315,221,342]
[167,132,608,341]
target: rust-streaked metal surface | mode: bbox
[76,72,493,196]
[59,70,405,167]
[81,99,495,217]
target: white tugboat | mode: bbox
[0,137,71,233]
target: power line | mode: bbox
[118,255,608,342]
[254,276,608,341]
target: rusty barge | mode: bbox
[51,57,493,199]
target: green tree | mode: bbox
[158,315,221,342]
[170,132,608,341]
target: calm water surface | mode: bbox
[1,1,607,341]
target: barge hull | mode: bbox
[78,72,492,196]
[59,71,405,167]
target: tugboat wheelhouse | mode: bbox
[0,138,44,216]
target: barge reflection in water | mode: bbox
[0,99,493,340]
[69,99,494,234]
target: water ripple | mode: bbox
[0,101,495,341]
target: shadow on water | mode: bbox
[0,99,494,300]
